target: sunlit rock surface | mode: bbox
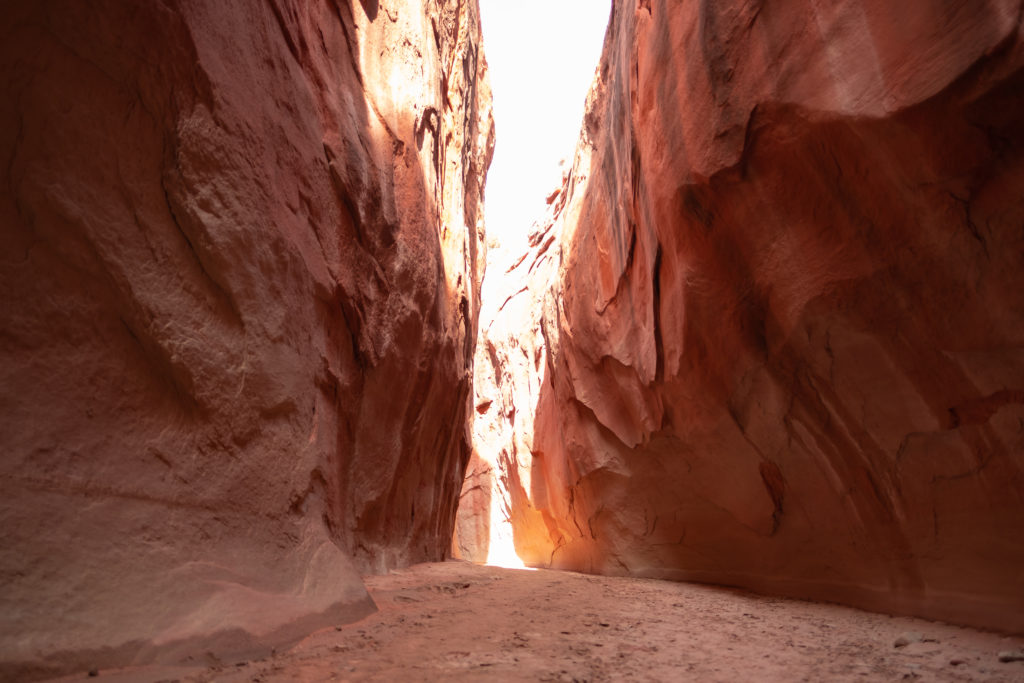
[460,0,1024,632]
[0,0,492,677]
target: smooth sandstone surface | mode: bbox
[460,0,1024,632]
[0,0,492,678]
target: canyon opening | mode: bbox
[2,1,1023,682]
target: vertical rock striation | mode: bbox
[463,0,1024,632]
[0,0,492,677]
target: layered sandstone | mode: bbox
[0,0,492,678]
[461,0,1024,632]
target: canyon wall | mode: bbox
[461,0,1024,631]
[0,0,492,677]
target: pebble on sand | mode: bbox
[894,632,923,648]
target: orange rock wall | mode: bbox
[463,0,1024,632]
[0,0,492,677]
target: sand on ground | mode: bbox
[56,560,1024,682]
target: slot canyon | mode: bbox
[1,0,1023,681]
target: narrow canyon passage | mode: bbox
[2,0,1024,680]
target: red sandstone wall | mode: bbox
[0,0,492,677]
[463,0,1024,632]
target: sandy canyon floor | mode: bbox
[59,561,1024,682]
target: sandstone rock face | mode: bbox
[0,0,492,677]
[461,0,1024,632]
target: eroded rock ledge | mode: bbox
[0,0,492,678]
[459,0,1024,633]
